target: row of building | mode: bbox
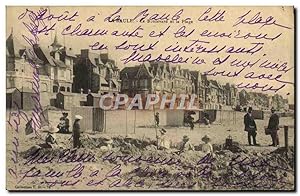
[6,32,289,111]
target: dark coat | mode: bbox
[244,113,257,132]
[267,113,279,131]
[155,114,159,121]
[72,120,81,148]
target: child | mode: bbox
[201,135,213,154]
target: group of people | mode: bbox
[156,127,213,154]
[244,107,280,147]
[57,112,70,133]
[36,114,84,150]
[34,106,280,154]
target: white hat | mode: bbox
[47,126,59,133]
[159,128,167,135]
[125,134,134,140]
[201,135,211,142]
[75,115,83,120]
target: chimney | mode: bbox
[100,53,108,64]
[81,49,89,58]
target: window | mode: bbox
[67,87,70,92]
[41,83,48,92]
[53,86,58,93]
[60,86,65,92]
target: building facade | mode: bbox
[73,49,120,95]
[47,35,76,93]
[190,71,205,108]
[223,83,239,107]
[6,31,52,93]
[120,62,194,98]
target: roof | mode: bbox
[33,45,55,66]
[50,34,63,48]
[22,88,35,93]
[107,59,116,66]
[111,78,119,86]
[148,63,161,76]
[65,49,76,58]
[20,48,44,65]
[89,52,104,67]
[53,58,67,68]
[6,88,20,94]
[57,92,74,96]
[136,63,154,78]
[210,80,219,88]
[6,32,25,58]
[190,71,199,78]
[87,93,101,98]
[120,66,139,79]
[100,77,109,86]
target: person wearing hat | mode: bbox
[157,128,170,150]
[203,112,211,128]
[25,125,59,154]
[155,112,160,127]
[178,135,194,152]
[124,134,134,141]
[72,115,83,148]
[201,135,213,154]
[100,136,113,151]
[34,125,59,149]
[267,107,280,146]
[121,134,138,154]
[244,107,259,146]
[46,126,58,143]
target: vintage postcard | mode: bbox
[6,6,295,191]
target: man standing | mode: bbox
[267,107,280,146]
[188,114,194,130]
[244,107,258,146]
[72,115,83,148]
[63,112,70,133]
[155,112,160,127]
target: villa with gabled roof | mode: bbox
[73,49,120,94]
